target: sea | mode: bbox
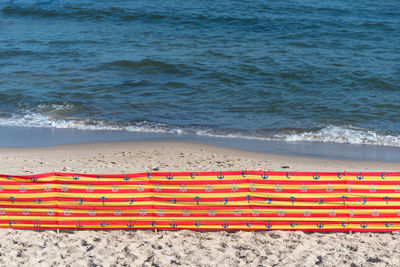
[0,0,400,161]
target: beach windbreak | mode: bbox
[0,171,399,231]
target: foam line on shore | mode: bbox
[1,109,400,148]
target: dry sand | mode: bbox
[0,141,399,266]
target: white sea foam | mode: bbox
[1,110,400,148]
[188,125,400,148]
[277,125,400,147]
[0,112,121,131]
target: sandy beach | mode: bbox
[0,141,399,266]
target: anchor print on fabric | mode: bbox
[31,175,38,182]
[286,172,295,179]
[289,196,296,205]
[123,174,130,181]
[166,172,173,180]
[220,197,228,205]
[127,221,134,228]
[245,195,251,204]
[100,196,107,206]
[194,196,201,205]
[100,221,109,228]
[261,171,269,179]
[381,172,390,179]
[383,196,390,205]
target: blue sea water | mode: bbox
[0,0,400,150]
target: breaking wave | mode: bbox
[0,105,400,148]
[277,126,400,147]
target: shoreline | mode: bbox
[1,125,400,162]
[0,141,399,175]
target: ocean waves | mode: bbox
[278,126,400,148]
[0,0,265,25]
[1,1,118,20]
[1,0,400,151]
[86,59,194,75]
[1,104,400,148]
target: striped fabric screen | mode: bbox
[0,171,400,231]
